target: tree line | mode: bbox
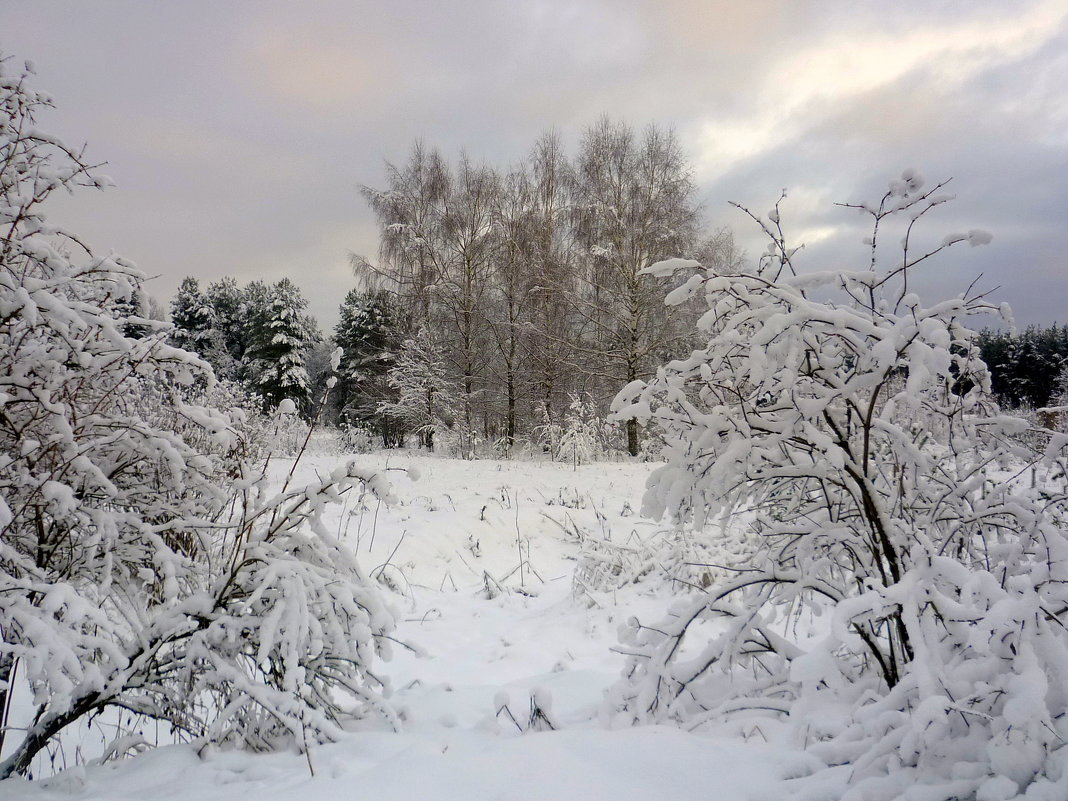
[168,276,321,411]
[977,324,1068,409]
[168,133,1068,458]
[170,119,744,456]
[355,119,742,456]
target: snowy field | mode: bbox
[0,450,807,801]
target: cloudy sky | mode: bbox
[5,1,1067,329]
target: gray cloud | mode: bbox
[5,0,1066,329]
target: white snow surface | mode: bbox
[0,449,802,801]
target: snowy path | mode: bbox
[0,453,799,801]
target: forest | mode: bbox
[165,146,1068,463]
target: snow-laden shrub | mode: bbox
[0,61,396,778]
[608,175,1068,800]
[573,523,754,596]
[558,393,606,466]
[540,394,626,465]
[166,378,274,461]
[1010,403,1068,457]
[533,403,563,459]
[267,397,311,456]
[338,422,378,454]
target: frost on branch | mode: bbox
[608,175,1068,800]
[0,59,395,779]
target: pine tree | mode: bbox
[248,278,318,411]
[109,286,155,339]
[203,276,246,379]
[234,279,272,387]
[335,288,401,444]
[169,276,216,355]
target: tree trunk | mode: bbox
[506,367,516,451]
[626,350,640,456]
[0,651,14,759]
[626,418,639,457]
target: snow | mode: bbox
[0,727,790,801]
[638,257,701,278]
[0,450,801,801]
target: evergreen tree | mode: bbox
[235,279,272,388]
[109,286,155,339]
[335,288,401,444]
[248,278,318,411]
[169,276,216,356]
[978,324,1068,408]
[203,276,246,379]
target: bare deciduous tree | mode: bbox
[569,119,699,455]
[359,123,708,457]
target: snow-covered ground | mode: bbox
[0,450,805,801]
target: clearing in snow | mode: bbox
[0,450,807,801]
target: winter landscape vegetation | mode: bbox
[3,3,1068,800]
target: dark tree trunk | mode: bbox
[506,368,516,450]
[626,418,639,457]
[0,651,14,759]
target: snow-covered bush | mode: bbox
[1032,368,1068,443]
[338,422,378,454]
[608,175,1068,800]
[533,403,563,459]
[0,60,396,778]
[574,524,752,597]
[558,393,606,466]
[268,396,312,456]
[493,689,557,734]
[167,378,275,461]
[539,394,623,465]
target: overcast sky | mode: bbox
[5,1,1067,330]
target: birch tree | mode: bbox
[570,119,699,455]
